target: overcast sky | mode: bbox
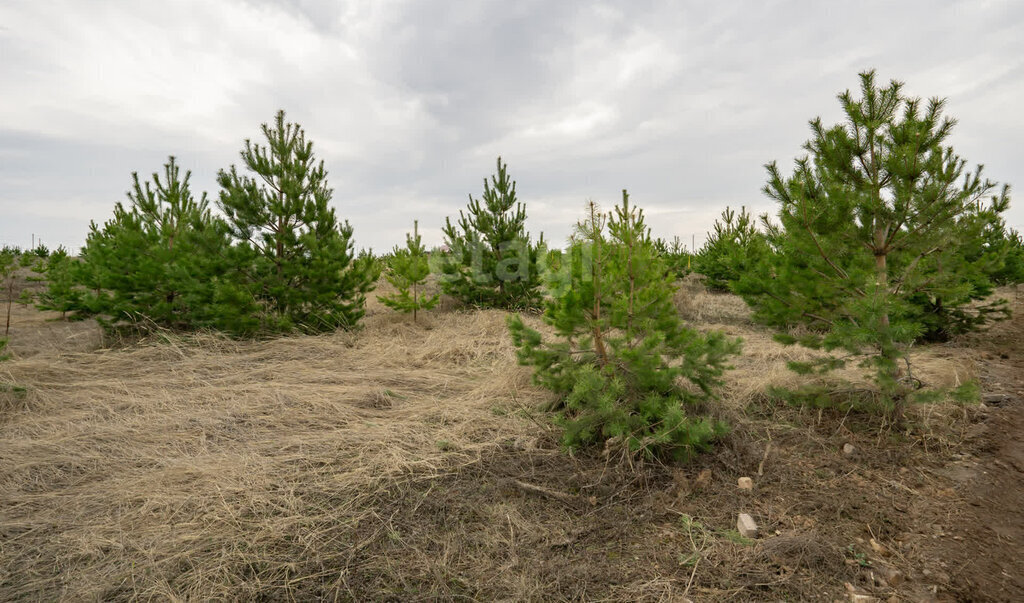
[1,0,1021,253]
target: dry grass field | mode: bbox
[1,275,1022,601]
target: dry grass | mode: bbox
[0,305,553,600]
[1,269,101,359]
[0,276,1009,600]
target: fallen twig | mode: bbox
[511,479,577,504]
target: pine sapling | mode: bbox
[32,247,83,320]
[653,235,692,279]
[440,157,543,309]
[693,206,768,292]
[735,70,1007,418]
[378,220,440,321]
[509,191,741,461]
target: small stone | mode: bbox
[885,566,905,586]
[512,436,538,451]
[842,443,857,457]
[736,513,759,539]
[870,537,891,557]
[737,476,754,490]
[845,582,879,602]
[982,393,1012,405]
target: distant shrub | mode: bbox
[692,206,767,293]
[31,247,83,319]
[653,236,692,278]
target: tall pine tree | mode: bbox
[509,191,741,461]
[734,71,1011,416]
[217,110,378,332]
[378,220,439,322]
[440,157,542,309]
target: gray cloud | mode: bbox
[1,0,1021,253]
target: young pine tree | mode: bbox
[32,247,82,320]
[78,157,251,333]
[653,236,692,279]
[1,248,38,337]
[1,250,18,337]
[218,110,378,333]
[508,191,741,461]
[440,157,542,309]
[693,206,768,292]
[996,229,1024,286]
[378,220,439,321]
[734,70,1010,417]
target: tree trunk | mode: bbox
[5,279,12,336]
[874,226,904,417]
[592,213,608,366]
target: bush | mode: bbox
[508,191,741,461]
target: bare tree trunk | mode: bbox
[5,279,12,336]
[591,206,608,366]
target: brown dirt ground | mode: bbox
[0,276,1021,601]
[911,287,1024,602]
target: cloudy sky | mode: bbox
[2,0,1021,253]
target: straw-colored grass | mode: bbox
[0,305,554,600]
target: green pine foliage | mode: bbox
[508,191,741,461]
[693,206,768,292]
[653,236,692,278]
[998,229,1024,286]
[902,195,1015,341]
[78,157,254,333]
[378,220,440,321]
[734,70,1011,416]
[28,244,49,259]
[217,110,378,333]
[32,247,83,319]
[440,157,543,309]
